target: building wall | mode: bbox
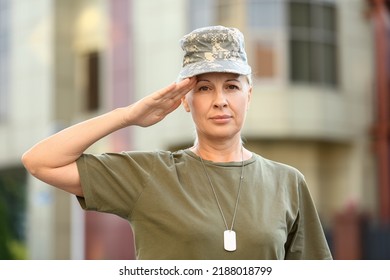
[0,0,54,166]
[132,0,190,150]
[0,0,376,259]
[1,0,57,260]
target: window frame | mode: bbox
[287,0,339,87]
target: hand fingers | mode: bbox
[155,78,196,117]
[170,78,197,103]
[155,77,196,101]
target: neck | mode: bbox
[191,139,245,162]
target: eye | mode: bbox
[226,84,240,91]
[197,85,211,92]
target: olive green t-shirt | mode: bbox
[76,149,332,260]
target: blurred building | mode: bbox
[0,0,388,259]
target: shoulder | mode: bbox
[252,153,305,181]
[78,150,170,168]
[80,149,193,165]
[81,150,172,160]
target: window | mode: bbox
[247,0,283,29]
[253,41,276,78]
[85,51,100,112]
[247,0,283,79]
[288,0,338,86]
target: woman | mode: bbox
[22,26,332,259]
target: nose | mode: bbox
[213,88,228,109]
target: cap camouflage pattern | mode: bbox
[178,25,252,79]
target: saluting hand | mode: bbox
[123,78,196,128]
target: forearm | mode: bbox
[22,107,129,174]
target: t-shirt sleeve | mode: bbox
[284,176,333,260]
[76,151,156,219]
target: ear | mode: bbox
[246,86,252,109]
[181,96,191,112]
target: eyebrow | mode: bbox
[196,78,241,83]
[196,79,210,83]
[226,78,241,83]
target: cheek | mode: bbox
[190,103,204,118]
[241,92,251,108]
[190,96,208,113]
[232,100,250,122]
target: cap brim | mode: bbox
[178,60,252,80]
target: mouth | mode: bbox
[210,114,232,119]
[209,115,232,124]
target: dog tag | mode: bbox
[224,230,236,251]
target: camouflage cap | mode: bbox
[178,25,252,79]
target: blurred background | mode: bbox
[0,0,389,260]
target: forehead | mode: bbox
[196,72,242,81]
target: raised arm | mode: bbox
[21,78,196,197]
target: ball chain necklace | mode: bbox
[197,146,245,252]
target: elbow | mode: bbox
[21,150,39,177]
